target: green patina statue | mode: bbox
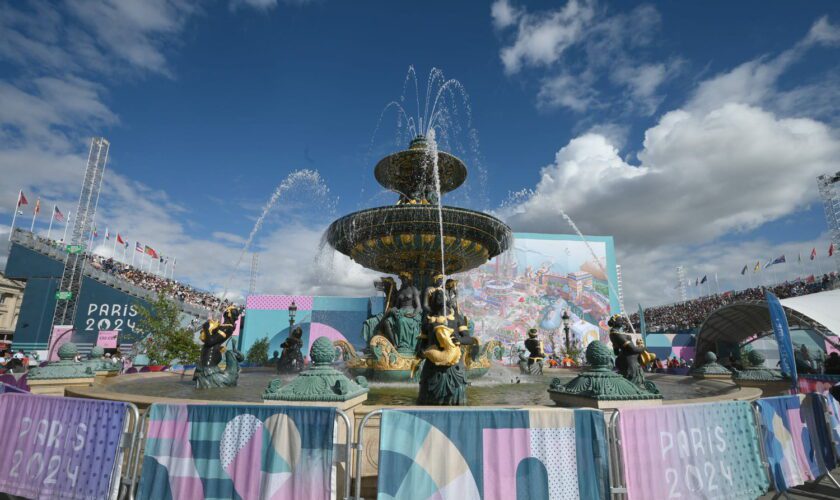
[194,306,244,389]
[379,271,423,353]
[416,276,476,405]
[608,315,660,395]
[277,326,305,374]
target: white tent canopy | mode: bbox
[695,289,840,358]
[779,289,840,338]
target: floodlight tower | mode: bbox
[818,171,840,272]
[249,253,259,296]
[615,264,626,313]
[676,266,688,303]
[50,137,109,342]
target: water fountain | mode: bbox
[327,134,511,384]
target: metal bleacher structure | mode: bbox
[11,228,214,320]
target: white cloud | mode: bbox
[498,0,595,74]
[501,17,840,306]
[491,0,520,30]
[494,0,677,115]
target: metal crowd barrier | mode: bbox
[118,402,143,500]
[124,406,353,500]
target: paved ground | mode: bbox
[759,471,840,499]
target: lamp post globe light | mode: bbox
[288,301,297,328]
[562,310,571,351]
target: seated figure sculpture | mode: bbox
[194,306,245,389]
[277,326,305,374]
[379,271,423,353]
[417,275,476,405]
[608,315,660,395]
[523,328,545,375]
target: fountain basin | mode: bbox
[326,205,512,276]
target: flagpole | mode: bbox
[29,199,39,232]
[46,206,56,239]
[131,245,136,267]
[170,258,176,280]
[112,234,117,258]
[62,211,71,243]
[9,190,21,241]
[816,255,824,278]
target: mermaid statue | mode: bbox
[277,326,305,374]
[194,306,245,389]
[608,315,659,394]
[416,275,476,405]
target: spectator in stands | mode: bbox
[20,229,239,313]
[825,352,840,375]
[630,273,840,332]
[794,345,817,374]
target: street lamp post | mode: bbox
[562,310,571,352]
[288,301,297,329]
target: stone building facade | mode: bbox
[0,273,24,346]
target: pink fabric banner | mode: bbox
[618,401,768,500]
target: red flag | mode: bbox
[805,274,816,284]
[144,245,158,259]
[116,234,125,245]
[810,247,817,260]
[830,243,835,257]
[17,191,28,207]
[33,198,40,214]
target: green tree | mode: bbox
[135,290,201,366]
[247,337,270,365]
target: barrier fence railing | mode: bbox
[0,394,142,500]
[124,404,353,500]
[6,392,840,499]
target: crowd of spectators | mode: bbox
[88,255,236,312]
[19,229,236,313]
[630,272,840,332]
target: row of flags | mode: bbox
[10,190,176,278]
[9,190,68,241]
[739,244,835,275]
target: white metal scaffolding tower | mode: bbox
[249,253,259,296]
[676,266,688,303]
[50,137,109,341]
[818,171,840,272]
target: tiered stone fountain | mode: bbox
[327,136,511,382]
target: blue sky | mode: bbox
[1,0,839,306]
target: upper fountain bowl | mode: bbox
[374,135,467,198]
[325,205,511,276]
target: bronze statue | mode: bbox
[277,326,305,374]
[523,328,545,375]
[416,279,476,405]
[379,272,423,353]
[194,306,244,389]
[608,315,659,394]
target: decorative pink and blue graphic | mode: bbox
[755,395,820,491]
[376,408,609,499]
[619,401,768,500]
[137,404,336,500]
[0,393,128,500]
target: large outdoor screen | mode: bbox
[457,232,619,353]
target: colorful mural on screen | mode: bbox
[456,233,618,352]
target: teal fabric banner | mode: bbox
[377,408,609,499]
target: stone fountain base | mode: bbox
[334,336,500,382]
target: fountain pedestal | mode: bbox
[548,341,662,409]
[691,351,733,380]
[27,343,95,396]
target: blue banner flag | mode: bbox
[765,290,797,391]
[638,304,646,344]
